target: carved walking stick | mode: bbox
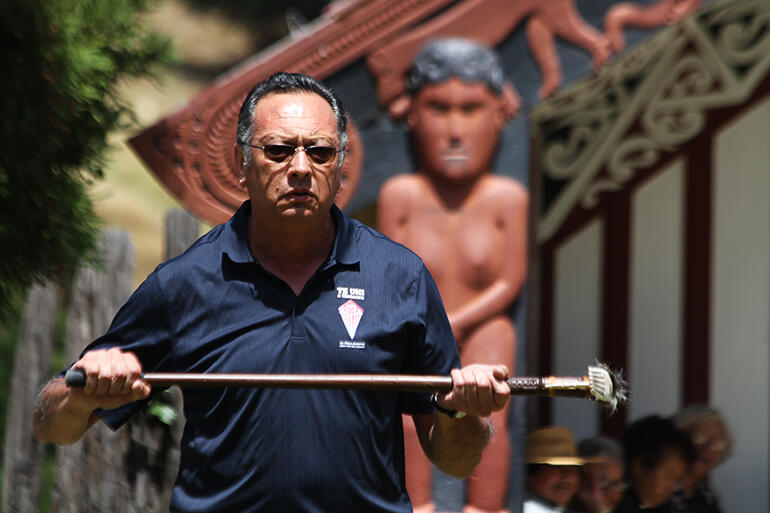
[66,363,628,410]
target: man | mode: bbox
[571,437,627,513]
[669,406,731,513]
[33,72,511,513]
[524,427,585,513]
[615,415,695,513]
[378,38,527,513]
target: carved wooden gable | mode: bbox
[129,0,454,224]
[129,0,704,225]
[532,0,770,245]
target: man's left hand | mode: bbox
[437,364,511,418]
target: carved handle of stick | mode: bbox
[505,376,543,394]
[505,375,593,399]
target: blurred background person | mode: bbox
[668,406,732,513]
[524,426,586,513]
[570,436,626,513]
[615,415,696,512]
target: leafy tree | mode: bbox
[0,0,172,308]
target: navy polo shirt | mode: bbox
[80,201,459,513]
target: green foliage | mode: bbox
[0,0,172,308]
[147,390,179,425]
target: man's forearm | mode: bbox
[34,348,152,444]
[427,413,493,479]
[33,377,100,445]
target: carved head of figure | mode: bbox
[405,38,508,184]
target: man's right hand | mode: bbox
[71,347,151,410]
[34,348,152,445]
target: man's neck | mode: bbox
[247,209,336,294]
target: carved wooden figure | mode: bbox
[366,0,612,106]
[525,3,612,98]
[606,0,703,52]
[378,39,528,513]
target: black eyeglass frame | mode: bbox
[248,143,345,166]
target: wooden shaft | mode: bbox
[142,373,455,393]
[64,369,595,398]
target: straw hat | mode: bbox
[526,426,586,466]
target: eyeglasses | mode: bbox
[599,479,628,495]
[249,144,341,166]
[692,435,730,453]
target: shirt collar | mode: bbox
[328,203,360,266]
[222,201,360,267]
[221,201,255,264]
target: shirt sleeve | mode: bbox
[400,263,460,414]
[68,271,175,430]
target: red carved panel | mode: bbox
[130,0,702,224]
[129,0,455,224]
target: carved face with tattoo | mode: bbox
[407,77,505,184]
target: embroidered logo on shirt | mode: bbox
[336,286,365,300]
[339,341,365,349]
[338,299,364,340]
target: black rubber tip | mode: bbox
[65,368,87,387]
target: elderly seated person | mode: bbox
[668,406,732,513]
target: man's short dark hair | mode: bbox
[623,415,696,477]
[406,38,504,96]
[236,72,348,168]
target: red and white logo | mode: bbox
[338,299,364,340]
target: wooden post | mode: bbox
[1,282,58,513]
[52,212,199,513]
[164,209,199,260]
[53,230,135,513]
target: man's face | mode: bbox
[527,465,581,507]
[242,92,341,222]
[407,77,504,182]
[689,419,729,478]
[633,453,686,508]
[576,460,626,513]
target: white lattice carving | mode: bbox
[534,0,770,242]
